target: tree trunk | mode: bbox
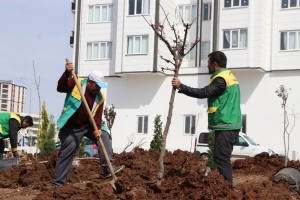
[157,87,177,186]
[284,107,288,166]
[157,64,179,186]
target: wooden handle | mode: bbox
[71,70,117,180]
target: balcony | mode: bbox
[71,1,76,13]
[69,31,74,48]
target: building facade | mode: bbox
[70,0,300,160]
[0,80,26,113]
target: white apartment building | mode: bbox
[0,80,26,113]
[70,0,300,160]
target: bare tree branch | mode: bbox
[160,5,179,54]
[161,66,176,73]
[132,138,146,152]
[184,38,201,57]
[142,15,174,56]
[160,55,175,66]
[122,134,134,153]
[33,61,41,161]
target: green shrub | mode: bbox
[78,139,86,157]
[150,115,163,152]
[206,131,217,170]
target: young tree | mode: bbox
[104,104,116,139]
[143,5,201,185]
[33,61,41,160]
[276,85,295,166]
[77,139,86,157]
[206,131,217,170]
[40,115,56,157]
[150,115,163,152]
[122,133,147,153]
[38,102,49,150]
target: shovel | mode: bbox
[0,157,19,170]
[69,64,118,190]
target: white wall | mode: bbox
[236,69,300,160]
[105,70,300,160]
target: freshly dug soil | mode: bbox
[0,149,300,200]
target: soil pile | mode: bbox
[0,149,300,200]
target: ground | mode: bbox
[0,149,300,200]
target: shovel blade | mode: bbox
[0,157,19,170]
[110,180,117,191]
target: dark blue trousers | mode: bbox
[52,127,114,186]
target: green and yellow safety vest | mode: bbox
[56,78,107,132]
[207,68,243,130]
[0,112,21,139]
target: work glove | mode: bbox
[13,151,19,158]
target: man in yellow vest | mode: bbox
[172,51,242,190]
[0,112,33,159]
[52,59,124,186]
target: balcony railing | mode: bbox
[71,1,76,13]
[70,31,74,48]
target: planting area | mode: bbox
[0,149,300,200]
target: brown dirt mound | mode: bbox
[0,149,300,199]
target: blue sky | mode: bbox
[0,0,73,120]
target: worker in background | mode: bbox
[0,112,33,159]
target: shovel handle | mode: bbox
[70,70,117,180]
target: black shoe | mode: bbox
[104,165,125,178]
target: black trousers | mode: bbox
[0,139,4,159]
[214,129,239,186]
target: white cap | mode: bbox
[88,71,106,88]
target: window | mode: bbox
[224,0,249,8]
[88,5,113,22]
[2,89,8,94]
[234,136,247,146]
[280,31,300,50]
[177,5,197,22]
[203,3,212,21]
[198,132,209,144]
[201,41,210,59]
[137,115,148,134]
[185,43,196,59]
[223,29,248,49]
[184,115,196,134]
[87,42,112,59]
[127,35,149,54]
[129,0,150,15]
[185,41,210,60]
[282,0,300,8]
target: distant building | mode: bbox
[0,80,26,113]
